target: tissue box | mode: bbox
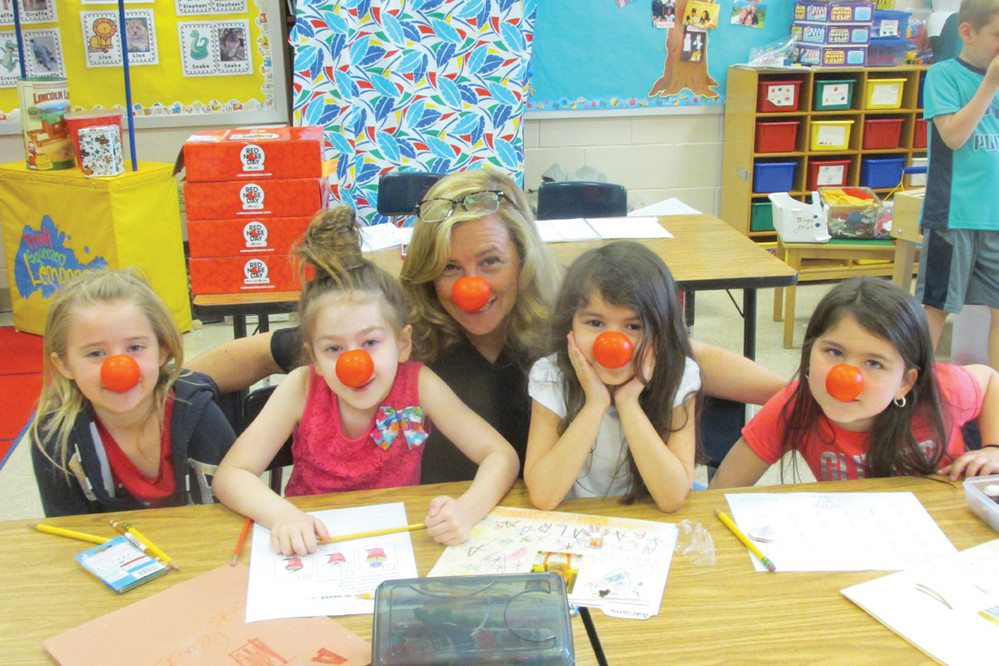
[964,474,999,534]
[769,192,830,243]
[182,126,337,182]
[818,187,889,239]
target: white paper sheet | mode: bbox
[428,506,678,619]
[535,218,602,243]
[629,198,702,216]
[724,492,957,572]
[842,539,999,665]
[360,223,410,251]
[535,216,672,243]
[246,502,418,622]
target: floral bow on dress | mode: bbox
[372,406,428,450]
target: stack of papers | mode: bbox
[536,216,672,243]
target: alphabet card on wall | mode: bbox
[428,506,679,619]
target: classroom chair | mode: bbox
[700,396,746,481]
[535,181,628,220]
[376,171,446,222]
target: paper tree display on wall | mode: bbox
[649,0,719,101]
[292,0,535,225]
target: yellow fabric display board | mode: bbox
[0,162,191,335]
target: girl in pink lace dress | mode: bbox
[213,208,519,556]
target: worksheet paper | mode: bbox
[724,492,957,572]
[428,505,678,619]
[841,539,999,666]
[536,216,673,243]
[246,502,418,622]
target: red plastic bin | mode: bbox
[862,117,904,150]
[755,120,801,153]
[757,80,803,113]
[807,159,851,190]
[913,118,928,149]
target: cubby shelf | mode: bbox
[721,64,928,240]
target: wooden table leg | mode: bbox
[892,239,917,290]
[783,248,801,349]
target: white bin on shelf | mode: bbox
[768,192,831,243]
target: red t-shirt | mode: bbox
[742,363,982,481]
[97,394,176,506]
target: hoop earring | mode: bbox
[803,369,810,379]
[893,395,907,408]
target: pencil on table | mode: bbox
[714,509,777,573]
[111,520,180,571]
[320,523,426,544]
[32,523,110,545]
[231,517,252,566]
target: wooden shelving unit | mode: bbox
[720,64,928,240]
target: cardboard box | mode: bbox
[182,126,337,182]
[188,254,300,295]
[792,21,871,45]
[796,43,868,67]
[794,1,875,24]
[183,176,330,221]
[187,216,312,258]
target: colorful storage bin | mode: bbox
[865,77,906,108]
[872,9,910,38]
[753,160,797,193]
[814,79,856,110]
[755,120,801,153]
[757,80,803,112]
[860,155,906,189]
[862,117,904,149]
[750,201,775,232]
[807,159,851,190]
[867,38,913,67]
[913,117,928,149]
[810,119,854,151]
[796,44,868,67]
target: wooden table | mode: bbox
[192,215,797,359]
[3,477,994,664]
[892,189,925,291]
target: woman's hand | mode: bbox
[939,446,999,481]
[424,496,474,546]
[567,332,611,409]
[268,506,330,556]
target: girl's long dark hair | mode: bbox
[781,277,949,478]
[548,241,699,503]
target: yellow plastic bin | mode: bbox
[865,77,906,109]
[810,119,854,151]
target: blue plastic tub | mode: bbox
[860,156,906,189]
[753,160,797,193]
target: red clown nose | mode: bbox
[592,331,634,369]
[336,349,375,388]
[825,364,865,402]
[452,277,491,312]
[100,355,141,393]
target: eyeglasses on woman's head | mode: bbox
[415,189,511,223]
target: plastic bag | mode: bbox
[674,520,716,566]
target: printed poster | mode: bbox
[0,0,56,26]
[22,28,63,77]
[178,19,251,77]
[81,9,158,68]
[0,30,19,87]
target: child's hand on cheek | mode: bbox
[614,347,654,407]
[424,496,473,546]
[567,332,610,409]
[269,506,330,556]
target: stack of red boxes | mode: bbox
[183,126,336,295]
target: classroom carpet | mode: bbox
[0,327,44,470]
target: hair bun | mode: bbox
[295,206,364,282]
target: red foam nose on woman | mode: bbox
[825,363,865,402]
[452,276,491,312]
[101,354,141,393]
[592,331,633,369]
[336,349,375,387]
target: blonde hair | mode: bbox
[30,267,184,471]
[400,169,560,365]
[294,206,408,360]
[960,0,999,29]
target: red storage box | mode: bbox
[184,176,330,221]
[757,80,803,112]
[807,159,851,190]
[913,117,928,149]
[862,117,904,149]
[187,216,313,258]
[189,254,300,295]
[755,120,801,153]
[182,126,337,182]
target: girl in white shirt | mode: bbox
[525,241,701,512]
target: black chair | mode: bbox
[376,171,445,220]
[242,385,295,493]
[700,396,747,481]
[535,181,628,220]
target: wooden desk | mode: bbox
[3,478,995,664]
[192,215,797,359]
[892,189,925,291]
[773,238,903,349]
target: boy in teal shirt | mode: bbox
[917,0,999,369]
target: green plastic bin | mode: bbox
[750,201,775,232]
[814,79,855,111]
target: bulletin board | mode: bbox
[0,0,287,131]
[528,0,794,112]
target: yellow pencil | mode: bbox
[32,523,110,545]
[111,520,179,571]
[321,523,426,543]
[715,509,776,572]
